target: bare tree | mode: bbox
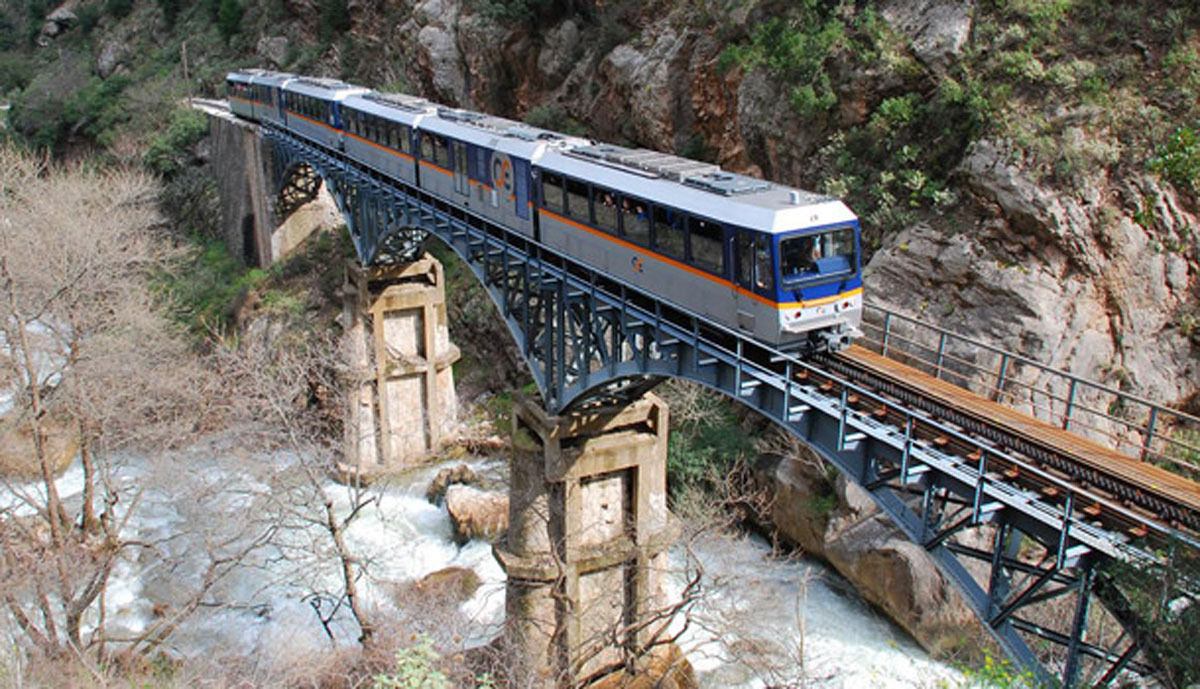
[0,144,262,667]
[208,325,381,651]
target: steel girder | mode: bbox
[261,129,1178,687]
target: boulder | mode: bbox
[256,36,290,68]
[445,484,507,545]
[39,6,77,44]
[413,566,481,601]
[758,450,984,656]
[416,24,466,106]
[536,20,581,85]
[96,40,127,78]
[880,0,974,70]
[426,462,478,504]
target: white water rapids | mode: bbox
[2,453,959,687]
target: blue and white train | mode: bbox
[227,68,864,351]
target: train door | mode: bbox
[733,231,774,333]
[453,141,469,196]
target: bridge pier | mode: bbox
[342,254,460,475]
[497,394,680,688]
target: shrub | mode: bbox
[522,104,586,136]
[156,0,183,28]
[105,0,133,18]
[318,0,351,44]
[144,106,209,176]
[0,53,32,93]
[1149,123,1200,193]
[216,0,242,39]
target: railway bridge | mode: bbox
[196,98,1200,688]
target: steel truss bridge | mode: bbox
[260,121,1199,688]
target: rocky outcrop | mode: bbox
[867,138,1198,415]
[38,5,77,45]
[879,0,974,71]
[758,453,984,656]
[426,462,478,504]
[445,484,507,545]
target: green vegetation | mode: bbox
[951,652,1047,688]
[663,383,757,498]
[719,10,844,119]
[1149,123,1200,194]
[318,0,351,44]
[468,0,554,25]
[144,106,209,176]
[1105,544,1200,688]
[523,104,587,137]
[105,0,133,19]
[371,635,495,689]
[217,0,244,40]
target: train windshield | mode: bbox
[779,226,856,283]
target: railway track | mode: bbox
[814,345,1200,540]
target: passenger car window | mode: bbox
[542,172,564,213]
[434,137,451,168]
[565,178,589,222]
[653,206,684,258]
[622,197,650,246]
[594,189,618,233]
[690,217,724,274]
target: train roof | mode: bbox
[343,91,437,126]
[284,77,367,99]
[536,146,853,234]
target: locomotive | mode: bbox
[226,68,863,351]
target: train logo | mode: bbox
[491,152,513,195]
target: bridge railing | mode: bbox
[860,304,1200,479]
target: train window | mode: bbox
[736,233,754,287]
[542,172,564,213]
[622,197,650,246]
[690,218,724,274]
[565,178,589,222]
[779,226,856,281]
[755,235,774,291]
[400,125,412,154]
[421,133,435,160]
[594,189,618,233]
[652,205,684,258]
[434,137,451,168]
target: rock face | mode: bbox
[39,6,78,44]
[426,462,478,504]
[879,0,974,70]
[758,453,984,656]
[445,484,508,545]
[866,139,1198,418]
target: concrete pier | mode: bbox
[342,254,460,475]
[498,394,675,687]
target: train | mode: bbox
[226,68,864,351]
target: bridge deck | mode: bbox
[843,344,1200,519]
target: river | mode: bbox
[1,453,958,687]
